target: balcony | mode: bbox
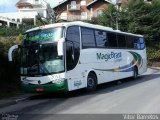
[67,4,81,11]
[66,15,89,21]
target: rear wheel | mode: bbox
[86,73,97,92]
[132,66,138,79]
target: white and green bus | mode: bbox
[8,21,147,92]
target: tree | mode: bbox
[94,0,160,42]
[90,4,119,29]
[90,0,160,63]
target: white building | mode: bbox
[0,0,48,27]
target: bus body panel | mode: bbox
[79,48,146,84]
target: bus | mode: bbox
[8,21,147,92]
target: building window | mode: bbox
[17,19,20,23]
[60,12,67,20]
[71,1,77,9]
[90,8,93,19]
[81,0,86,6]
[96,9,103,17]
[35,0,39,4]
[81,12,88,20]
[69,15,78,21]
[38,12,44,17]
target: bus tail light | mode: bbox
[36,88,44,92]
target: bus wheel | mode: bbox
[133,66,138,79]
[86,72,97,92]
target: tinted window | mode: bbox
[126,35,134,48]
[134,37,140,49]
[81,27,96,48]
[23,27,64,46]
[117,34,126,48]
[134,37,145,50]
[107,32,117,47]
[66,26,80,44]
[95,30,108,47]
[66,26,80,71]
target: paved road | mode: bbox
[0,68,160,120]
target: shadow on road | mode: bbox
[28,71,160,100]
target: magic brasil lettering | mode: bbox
[97,52,122,62]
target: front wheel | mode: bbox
[86,73,97,92]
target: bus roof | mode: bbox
[26,21,143,37]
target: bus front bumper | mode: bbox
[22,80,68,93]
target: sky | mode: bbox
[0,0,116,13]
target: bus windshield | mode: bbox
[22,27,64,46]
[20,43,65,76]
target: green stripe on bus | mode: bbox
[22,80,68,93]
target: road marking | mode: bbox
[15,97,29,103]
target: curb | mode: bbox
[148,67,160,74]
[149,66,160,70]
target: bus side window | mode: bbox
[81,27,96,48]
[95,30,108,48]
[107,32,117,48]
[117,34,126,48]
[126,35,134,49]
[134,37,145,50]
[139,38,145,49]
[66,26,80,71]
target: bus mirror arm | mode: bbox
[71,45,74,60]
[66,40,75,60]
[8,45,19,62]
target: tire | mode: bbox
[132,66,138,79]
[86,73,97,92]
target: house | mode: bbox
[0,0,48,26]
[15,0,48,25]
[116,0,153,9]
[116,0,128,7]
[53,0,113,22]
[144,0,153,3]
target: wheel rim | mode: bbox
[88,77,95,87]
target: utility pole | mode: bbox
[115,0,121,30]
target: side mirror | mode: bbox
[57,38,65,56]
[8,45,20,62]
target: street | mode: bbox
[0,68,160,120]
